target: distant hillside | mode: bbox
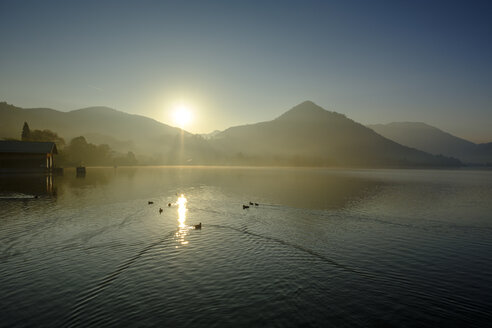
[0,101,463,167]
[209,101,461,167]
[0,102,186,156]
[368,122,492,164]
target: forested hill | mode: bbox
[0,101,186,155]
[368,122,492,165]
[209,101,461,167]
[1,101,462,167]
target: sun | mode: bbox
[173,104,192,129]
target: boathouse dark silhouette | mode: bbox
[0,141,58,172]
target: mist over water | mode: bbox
[1,167,491,327]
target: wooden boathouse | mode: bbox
[0,141,58,172]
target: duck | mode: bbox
[159,208,163,214]
[194,222,202,229]
[249,201,254,205]
[148,201,154,205]
[168,203,172,207]
[243,205,250,209]
[254,203,259,206]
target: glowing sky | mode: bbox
[0,0,490,141]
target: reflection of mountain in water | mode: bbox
[186,168,386,210]
[0,174,56,197]
[52,167,385,210]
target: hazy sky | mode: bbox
[1,0,491,141]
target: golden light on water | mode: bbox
[175,194,189,246]
[177,194,187,227]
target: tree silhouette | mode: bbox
[29,129,66,147]
[21,122,31,141]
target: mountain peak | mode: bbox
[276,101,343,122]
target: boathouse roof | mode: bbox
[0,141,58,154]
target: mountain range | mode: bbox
[209,101,459,167]
[368,122,492,165]
[1,100,488,167]
[0,101,185,160]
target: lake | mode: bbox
[1,167,491,327]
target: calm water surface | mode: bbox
[1,167,491,327]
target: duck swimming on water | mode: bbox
[193,222,202,229]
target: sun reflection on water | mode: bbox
[175,194,189,247]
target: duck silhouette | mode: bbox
[243,205,250,209]
[194,222,202,229]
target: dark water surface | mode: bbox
[1,167,491,327]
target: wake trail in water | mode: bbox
[63,230,176,328]
[207,223,371,278]
[351,212,492,234]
